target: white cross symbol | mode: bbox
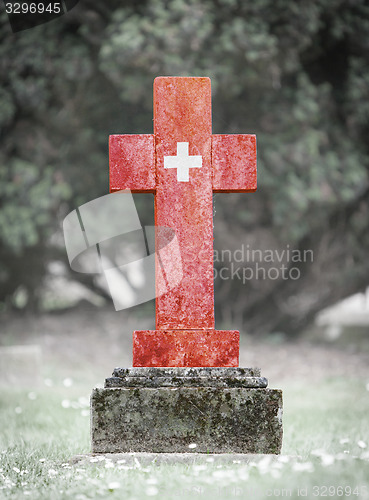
[164,142,202,182]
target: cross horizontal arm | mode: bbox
[109,134,156,193]
[212,134,257,193]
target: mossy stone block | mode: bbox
[91,384,282,454]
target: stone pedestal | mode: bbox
[91,368,283,454]
[133,330,239,367]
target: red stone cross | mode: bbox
[109,77,257,367]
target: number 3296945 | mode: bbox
[5,3,62,14]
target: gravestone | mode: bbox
[91,77,283,453]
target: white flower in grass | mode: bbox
[238,468,249,481]
[212,469,229,479]
[256,455,272,474]
[292,462,314,472]
[39,459,46,463]
[116,459,126,464]
[44,378,53,387]
[272,461,283,470]
[24,491,31,496]
[90,458,99,463]
[188,443,197,449]
[206,457,214,463]
[358,440,367,449]
[366,382,369,391]
[81,410,89,417]
[339,438,349,444]
[61,400,70,409]
[27,392,37,400]
[271,468,281,479]
[146,486,159,496]
[15,407,22,414]
[321,454,335,466]
[108,482,121,491]
[193,464,207,472]
[63,378,73,387]
[13,467,20,474]
[311,449,325,457]
[104,461,114,469]
[336,453,349,460]
[146,477,158,485]
[48,469,58,477]
[78,396,89,407]
[4,477,15,487]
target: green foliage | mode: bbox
[0,0,368,323]
[0,160,71,253]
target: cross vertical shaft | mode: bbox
[154,77,214,330]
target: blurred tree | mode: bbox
[0,0,368,333]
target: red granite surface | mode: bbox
[154,77,214,330]
[212,134,257,193]
[109,134,155,193]
[133,330,239,367]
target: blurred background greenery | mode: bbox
[1,0,369,337]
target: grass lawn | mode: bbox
[1,376,369,499]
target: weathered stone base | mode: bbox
[91,368,283,454]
